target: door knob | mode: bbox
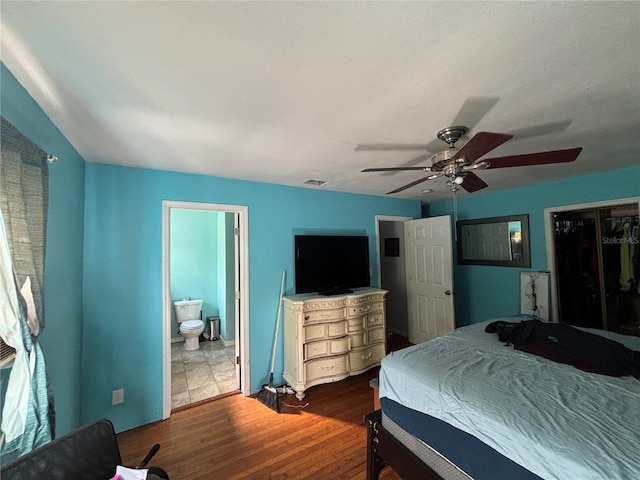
[445,290,452,295]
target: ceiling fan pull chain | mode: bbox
[453,189,459,241]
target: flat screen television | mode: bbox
[294,235,370,295]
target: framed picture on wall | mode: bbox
[385,237,400,257]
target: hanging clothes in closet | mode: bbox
[605,216,640,335]
[598,211,639,335]
[553,205,639,336]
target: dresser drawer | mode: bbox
[366,313,384,329]
[349,343,386,373]
[347,302,383,317]
[347,317,365,333]
[367,326,386,344]
[304,337,350,360]
[304,321,347,342]
[350,326,386,348]
[346,312,385,333]
[306,355,348,383]
[349,332,366,348]
[303,307,345,324]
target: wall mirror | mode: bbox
[456,214,530,267]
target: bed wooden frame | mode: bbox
[365,410,445,480]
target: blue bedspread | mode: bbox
[379,320,640,480]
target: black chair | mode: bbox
[1,418,168,480]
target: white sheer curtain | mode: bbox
[0,116,54,462]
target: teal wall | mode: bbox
[81,162,421,432]
[2,61,419,435]
[1,63,85,435]
[6,56,636,437]
[170,209,221,339]
[425,167,640,327]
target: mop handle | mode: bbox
[270,269,286,374]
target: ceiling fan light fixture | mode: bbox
[445,180,460,192]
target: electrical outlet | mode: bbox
[112,388,124,405]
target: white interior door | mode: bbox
[233,212,241,388]
[404,216,455,344]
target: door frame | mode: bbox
[162,200,250,419]
[543,195,640,323]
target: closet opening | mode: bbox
[547,200,639,336]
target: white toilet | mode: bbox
[174,299,205,351]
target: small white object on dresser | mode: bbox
[282,287,387,400]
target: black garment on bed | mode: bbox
[485,319,640,378]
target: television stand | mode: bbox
[318,288,353,296]
[282,288,387,400]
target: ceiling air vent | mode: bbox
[304,179,327,187]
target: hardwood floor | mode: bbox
[118,369,401,479]
[117,334,412,479]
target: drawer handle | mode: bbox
[321,364,336,371]
[305,313,335,320]
[361,352,373,360]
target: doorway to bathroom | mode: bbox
[162,201,250,419]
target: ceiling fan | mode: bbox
[360,126,582,194]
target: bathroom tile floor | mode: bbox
[171,339,238,409]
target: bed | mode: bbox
[366,318,640,480]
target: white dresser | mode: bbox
[282,287,387,400]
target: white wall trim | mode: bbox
[162,200,250,419]
[543,196,640,323]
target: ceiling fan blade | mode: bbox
[355,143,430,152]
[460,172,488,193]
[485,147,582,169]
[362,166,429,172]
[387,175,437,194]
[454,131,513,163]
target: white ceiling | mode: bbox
[1,1,639,202]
